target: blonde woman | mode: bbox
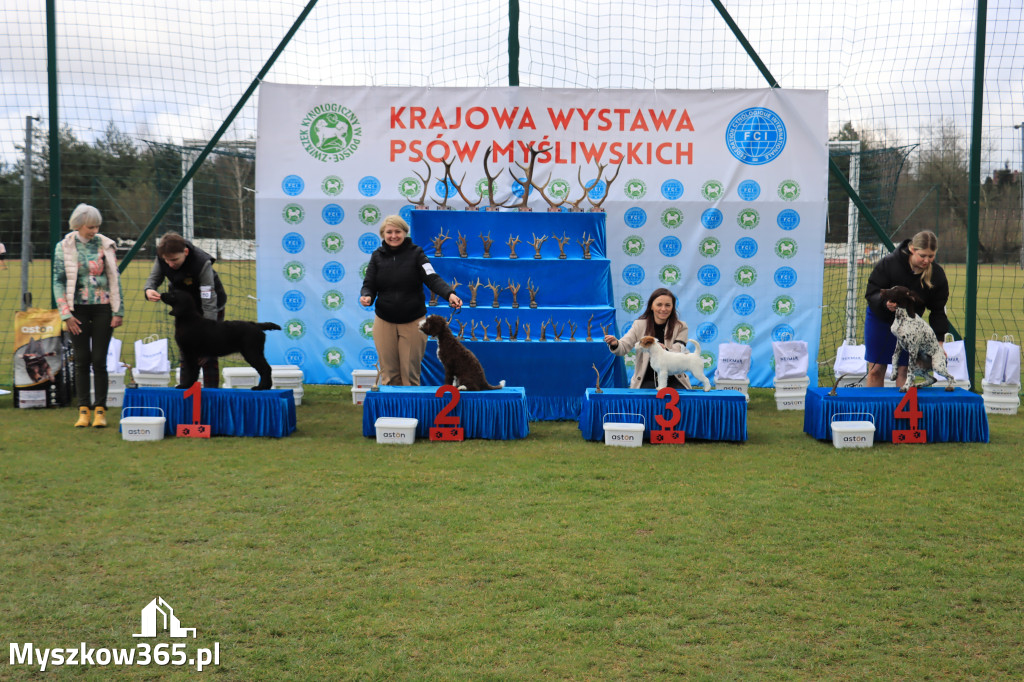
[52,204,124,427]
[863,230,949,387]
[359,215,461,386]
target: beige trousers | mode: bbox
[373,315,427,386]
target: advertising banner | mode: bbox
[255,85,827,386]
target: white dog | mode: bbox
[635,336,711,391]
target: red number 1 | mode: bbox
[183,381,202,424]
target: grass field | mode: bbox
[1,386,1023,679]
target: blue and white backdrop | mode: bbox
[255,85,827,386]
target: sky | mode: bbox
[1,0,1022,173]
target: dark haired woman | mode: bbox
[604,287,691,389]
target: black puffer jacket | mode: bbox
[864,238,949,338]
[360,237,454,324]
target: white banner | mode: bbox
[255,85,827,386]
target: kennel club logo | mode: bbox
[300,103,362,162]
[726,107,787,165]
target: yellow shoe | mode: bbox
[74,407,91,428]
[92,406,107,428]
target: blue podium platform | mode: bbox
[803,387,989,443]
[361,386,530,440]
[578,388,748,442]
[121,387,297,438]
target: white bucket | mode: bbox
[374,417,418,444]
[351,370,378,390]
[983,394,1020,415]
[603,413,645,447]
[775,395,807,411]
[120,406,166,441]
[714,377,750,402]
[352,387,368,405]
[222,367,260,388]
[830,412,876,449]
[774,375,810,395]
[134,371,171,387]
[982,381,1020,398]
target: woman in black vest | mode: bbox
[144,232,227,387]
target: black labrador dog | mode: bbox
[160,290,281,390]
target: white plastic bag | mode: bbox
[715,343,752,380]
[1002,335,1021,386]
[106,336,123,373]
[984,334,1009,385]
[941,333,969,384]
[134,335,170,373]
[772,340,809,380]
[833,340,867,377]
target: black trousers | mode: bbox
[70,304,113,408]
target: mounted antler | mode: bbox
[408,159,432,208]
[587,161,622,212]
[508,143,543,211]
[431,158,456,210]
[444,156,482,210]
[483,145,507,211]
[566,166,601,212]
[532,171,567,212]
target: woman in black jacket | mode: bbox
[360,215,462,386]
[863,230,949,387]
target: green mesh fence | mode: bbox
[1,1,1022,387]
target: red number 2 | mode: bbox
[434,385,461,425]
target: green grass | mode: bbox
[2,387,1023,680]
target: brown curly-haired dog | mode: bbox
[419,315,505,391]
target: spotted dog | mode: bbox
[880,285,955,392]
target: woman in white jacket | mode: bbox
[604,287,691,389]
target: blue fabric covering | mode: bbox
[421,340,626,421]
[121,387,296,438]
[578,388,748,442]
[362,386,530,440]
[803,387,989,443]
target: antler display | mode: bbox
[408,160,432,208]
[567,167,601,212]
[587,162,622,212]
[483,145,507,211]
[532,171,566,212]
[508,144,543,211]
